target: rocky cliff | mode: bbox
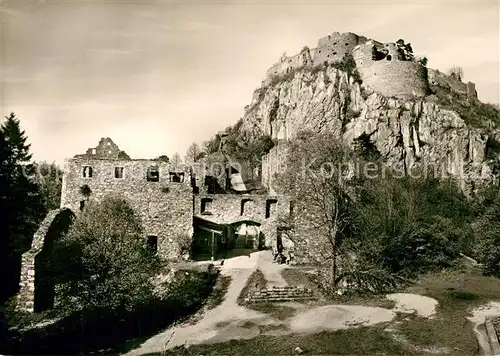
[240,62,500,192]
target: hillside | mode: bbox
[216,32,500,193]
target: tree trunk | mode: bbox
[330,247,337,293]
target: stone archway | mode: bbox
[233,222,260,250]
[17,208,75,313]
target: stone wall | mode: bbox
[61,158,193,260]
[260,32,479,103]
[17,208,75,313]
[244,286,316,303]
[262,143,289,195]
[289,199,331,265]
[264,48,314,84]
[75,137,129,159]
[313,31,368,66]
[353,41,429,99]
[193,193,291,248]
[427,68,477,100]
[263,32,368,84]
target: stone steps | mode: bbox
[244,286,317,303]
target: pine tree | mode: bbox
[0,113,44,302]
[0,130,10,302]
[1,112,32,165]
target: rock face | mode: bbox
[244,64,497,192]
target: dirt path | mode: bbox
[256,250,288,287]
[124,252,453,356]
[288,304,396,332]
[386,293,438,318]
[125,266,280,356]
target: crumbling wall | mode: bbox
[61,158,193,260]
[75,137,129,160]
[427,68,477,100]
[262,143,289,194]
[313,32,368,66]
[193,194,290,248]
[264,48,314,84]
[353,41,429,99]
[283,190,332,264]
[17,208,75,313]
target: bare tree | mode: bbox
[274,131,357,291]
[184,143,201,164]
[170,152,182,168]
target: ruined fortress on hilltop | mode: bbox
[263,31,477,100]
[16,31,487,313]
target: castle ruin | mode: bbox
[263,32,477,101]
[16,31,481,313]
[17,137,291,312]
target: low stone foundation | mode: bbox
[244,286,316,303]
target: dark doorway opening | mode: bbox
[147,236,158,254]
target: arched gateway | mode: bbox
[192,217,264,260]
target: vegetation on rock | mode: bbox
[202,118,276,170]
[274,130,487,295]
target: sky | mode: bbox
[1,0,499,165]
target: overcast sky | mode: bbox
[1,0,499,164]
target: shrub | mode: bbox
[352,174,474,279]
[50,197,158,314]
[177,233,193,259]
[3,268,219,355]
[332,54,362,84]
[431,85,500,128]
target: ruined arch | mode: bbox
[17,208,75,313]
[231,220,262,250]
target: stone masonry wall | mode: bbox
[262,143,289,195]
[61,158,193,260]
[260,32,477,104]
[17,208,75,313]
[427,68,477,100]
[75,137,129,159]
[313,31,368,66]
[263,32,368,83]
[353,41,429,99]
[193,194,290,248]
[289,199,331,264]
[264,48,314,85]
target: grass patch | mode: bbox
[237,269,267,305]
[144,269,500,356]
[281,268,322,295]
[246,303,297,321]
[151,327,414,355]
[282,267,397,309]
[395,269,500,355]
[205,275,231,311]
